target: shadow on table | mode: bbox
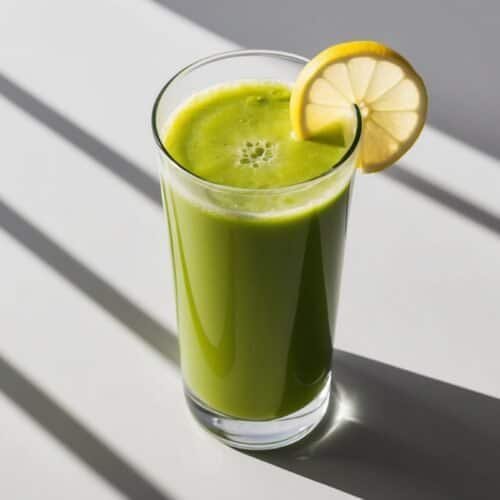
[0,355,174,500]
[384,167,500,238]
[0,198,179,367]
[252,350,500,500]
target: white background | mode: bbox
[1,1,499,499]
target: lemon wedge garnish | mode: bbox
[290,41,428,172]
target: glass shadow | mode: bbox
[251,350,500,499]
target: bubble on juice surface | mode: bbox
[237,139,277,168]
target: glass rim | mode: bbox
[151,49,362,194]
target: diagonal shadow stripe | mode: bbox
[0,198,179,366]
[0,355,173,500]
[384,167,500,237]
[0,72,160,207]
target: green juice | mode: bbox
[162,82,352,420]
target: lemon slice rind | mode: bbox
[290,41,428,172]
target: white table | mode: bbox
[1,1,499,499]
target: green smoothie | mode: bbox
[162,81,352,420]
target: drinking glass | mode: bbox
[152,50,361,450]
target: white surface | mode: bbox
[1,0,499,499]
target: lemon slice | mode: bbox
[290,41,428,172]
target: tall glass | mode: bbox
[152,50,361,450]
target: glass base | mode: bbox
[185,374,331,450]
